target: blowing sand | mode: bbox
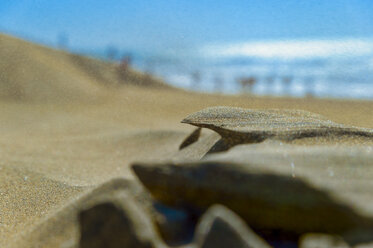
[1,33,373,247]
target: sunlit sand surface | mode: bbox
[1,33,373,247]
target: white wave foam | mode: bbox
[202,38,373,59]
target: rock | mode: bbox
[11,178,155,248]
[195,205,272,248]
[79,190,165,248]
[299,234,350,248]
[181,107,373,150]
[179,128,202,150]
[153,202,195,245]
[173,130,221,161]
[206,144,373,246]
[131,146,373,237]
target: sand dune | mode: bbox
[0,34,373,247]
[0,34,167,102]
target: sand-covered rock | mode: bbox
[174,129,221,161]
[132,160,372,236]
[153,202,195,246]
[300,234,373,248]
[79,190,163,248]
[10,178,155,248]
[299,234,350,248]
[182,107,373,150]
[206,144,373,232]
[195,205,272,248]
[132,145,373,242]
[179,128,202,150]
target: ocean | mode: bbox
[135,38,373,99]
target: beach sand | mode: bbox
[1,33,373,247]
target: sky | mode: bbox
[0,0,373,54]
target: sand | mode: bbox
[0,33,373,247]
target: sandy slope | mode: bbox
[0,33,167,102]
[0,34,373,247]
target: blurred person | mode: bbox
[282,75,293,96]
[238,76,256,95]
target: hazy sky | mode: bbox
[1,0,372,52]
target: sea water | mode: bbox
[135,38,373,99]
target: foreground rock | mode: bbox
[299,233,373,248]
[11,178,159,248]
[179,127,202,150]
[181,107,373,151]
[174,129,221,161]
[153,202,195,245]
[195,205,272,248]
[206,144,373,241]
[79,190,165,248]
[132,145,373,244]
[299,234,350,248]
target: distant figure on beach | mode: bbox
[191,71,202,90]
[281,75,293,96]
[238,76,256,95]
[120,55,132,71]
[118,54,132,82]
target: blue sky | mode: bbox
[0,0,373,53]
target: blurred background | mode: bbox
[1,0,373,99]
